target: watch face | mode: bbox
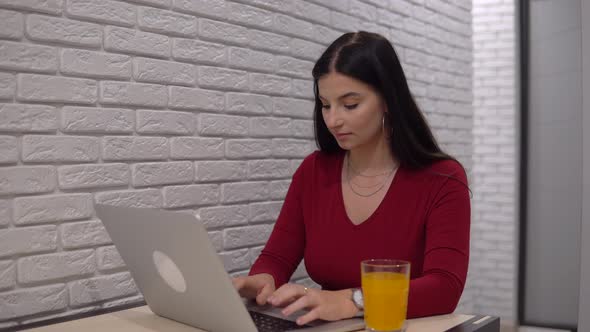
[353,289,364,308]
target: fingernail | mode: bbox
[268,296,274,303]
[296,319,303,325]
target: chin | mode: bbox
[336,141,354,150]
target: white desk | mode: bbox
[22,305,498,332]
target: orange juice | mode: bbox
[361,271,409,331]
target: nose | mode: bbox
[324,109,343,130]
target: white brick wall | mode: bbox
[0,0,474,326]
[467,0,517,325]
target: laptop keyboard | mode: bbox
[249,311,311,331]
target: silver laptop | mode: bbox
[95,204,365,332]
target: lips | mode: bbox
[335,133,351,139]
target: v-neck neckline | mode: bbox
[337,152,402,228]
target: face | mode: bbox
[318,72,387,151]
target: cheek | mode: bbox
[354,109,382,133]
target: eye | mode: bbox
[321,104,330,110]
[344,104,358,110]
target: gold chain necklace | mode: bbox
[346,153,398,197]
[347,156,393,177]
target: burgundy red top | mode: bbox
[249,151,470,318]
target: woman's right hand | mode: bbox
[232,273,276,305]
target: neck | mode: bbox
[347,134,397,173]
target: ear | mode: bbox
[382,110,392,141]
[381,99,389,114]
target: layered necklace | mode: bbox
[345,152,399,197]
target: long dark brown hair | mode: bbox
[312,31,459,171]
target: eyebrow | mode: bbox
[318,92,362,101]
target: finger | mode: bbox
[282,294,313,317]
[296,308,321,326]
[267,284,291,305]
[232,277,245,290]
[256,283,274,305]
[233,278,250,298]
[269,284,304,306]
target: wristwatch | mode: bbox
[351,288,364,310]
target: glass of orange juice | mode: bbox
[361,259,410,332]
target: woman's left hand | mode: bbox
[267,283,359,325]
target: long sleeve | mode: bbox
[249,153,471,318]
[248,155,309,288]
[406,166,471,318]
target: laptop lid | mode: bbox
[95,204,258,332]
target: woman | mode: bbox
[232,31,470,326]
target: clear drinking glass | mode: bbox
[361,259,411,332]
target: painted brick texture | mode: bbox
[467,0,517,325]
[0,0,474,326]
